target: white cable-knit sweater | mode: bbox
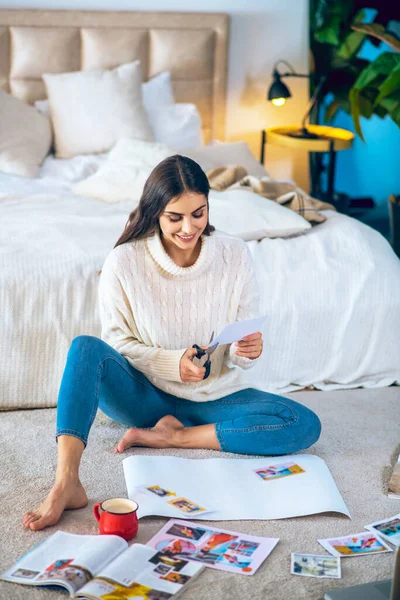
[98,229,261,402]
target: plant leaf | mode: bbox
[373,104,388,118]
[337,30,366,59]
[375,63,400,105]
[312,0,354,36]
[350,87,365,140]
[353,52,400,90]
[393,104,400,126]
[337,9,367,59]
[380,97,400,127]
[324,99,341,122]
[358,95,374,119]
[350,22,400,51]
[315,15,342,45]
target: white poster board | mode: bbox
[123,454,350,521]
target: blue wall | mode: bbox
[326,24,400,207]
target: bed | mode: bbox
[1,8,400,412]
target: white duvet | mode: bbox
[1,156,399,409]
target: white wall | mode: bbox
[0,0,310,188]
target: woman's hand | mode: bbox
[234,331,263,360]
[179,348,206,382]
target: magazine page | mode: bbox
[123,454,350,521]
[76,543,204,600]
[0,531,127,596]
[146,519,279,576]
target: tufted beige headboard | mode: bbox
[0,9,228,143]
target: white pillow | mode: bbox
[0,90,52,178]
[185,141,270,178]
[43,61,154,158]
[142,71,174,114]
[150,103,203,149]
[209,189,311,240]
[73,138,175,204]
[143,74,203,148]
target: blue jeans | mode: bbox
[56,336,321,456]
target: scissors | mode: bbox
[192,331,219,380]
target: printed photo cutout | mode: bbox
[148,552,189,572]
[226,539,260,557]
[153,564,172,576]
[318,532,393,557]
[191,532,254,571]
[156,537,198,557]
[143,485,177,499]
[11,569,40,579]
[254,462,305,481]
[291,553,341,578]
[166,496,208,514]
[166,523,208,541]
[365,514,400,547]
[160,572,191,585]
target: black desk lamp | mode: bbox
[267,60,326,139]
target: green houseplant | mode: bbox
[309,0,400,140]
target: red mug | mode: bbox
[94,498,139,541]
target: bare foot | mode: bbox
[23,478,88,531]
[116,415,185,453]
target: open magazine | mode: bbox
[0,531,203,599]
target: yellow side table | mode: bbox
[260,125,354,204]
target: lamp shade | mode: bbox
[267,75,291,103]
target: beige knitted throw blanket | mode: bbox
[206,165,335,224]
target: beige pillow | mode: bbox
[209,189,311,240]
[0,90,52,178]
[43,61,154,158]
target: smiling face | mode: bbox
[158,191,208,252]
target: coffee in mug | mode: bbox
[94,498,139,541]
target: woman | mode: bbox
[23,155,321,531]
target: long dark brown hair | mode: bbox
[115,154,215,249]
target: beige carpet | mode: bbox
[1,387,399,600]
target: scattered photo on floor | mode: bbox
[318,532,393,557]
[253,462,305,481]
[365,514,400,547]
[291,553,341,578]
